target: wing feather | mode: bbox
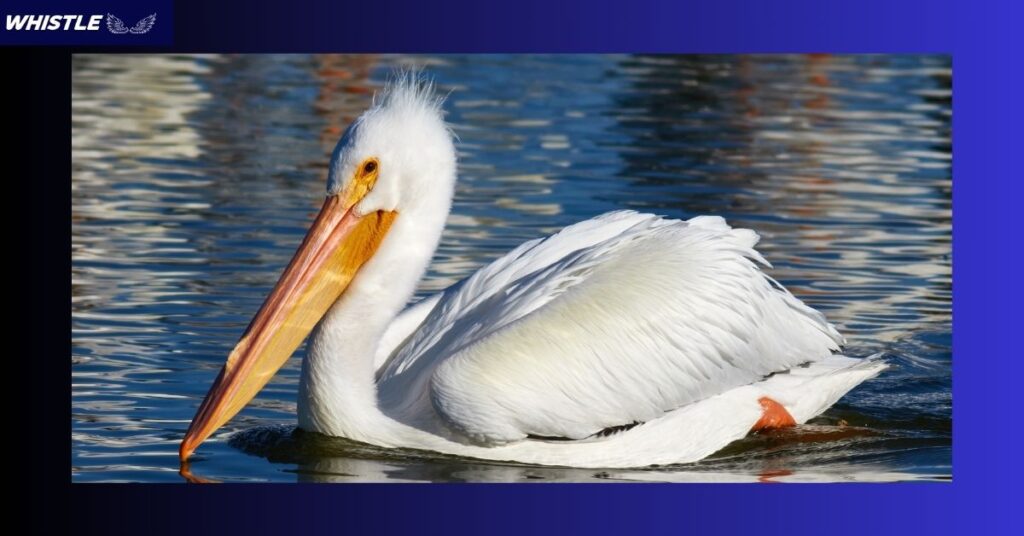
[377,211,842,444]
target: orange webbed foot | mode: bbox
[751,396,796,432]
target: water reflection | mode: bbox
[179,424,944,483]
[72,54,951,482]
[608,55,951,341]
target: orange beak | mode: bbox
[180,193,396,461]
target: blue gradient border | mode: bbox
[169,1,955,53]
[28,0,1022,533]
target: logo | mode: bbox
[0,1,171,45]
[5,14,105,31]
[106,13,156,34]
[4,13,156,35]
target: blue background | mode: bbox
[12,0,1022,534]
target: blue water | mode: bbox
[71,54,951,482]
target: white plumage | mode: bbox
[375,210,846,446]
[207,74,887,468]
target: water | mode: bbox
[71,54,951,483]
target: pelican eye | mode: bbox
[343,158,381,206]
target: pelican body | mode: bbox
[181,76,885,468]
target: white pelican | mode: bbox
[180,76,886,468]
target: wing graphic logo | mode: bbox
[106,13,156,35]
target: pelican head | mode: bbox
[180,75,456,460]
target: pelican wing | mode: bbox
[377,211,843,443]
